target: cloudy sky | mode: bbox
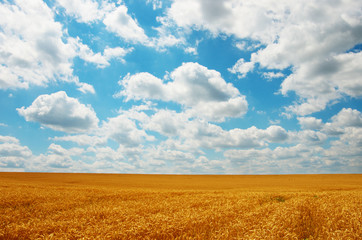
[0,0,361,174]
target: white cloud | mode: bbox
[207,125,289,150]
[26,143,137,173]
[0,0,97,93]
[87,159,136,173]
[331,108,362,128]
[237,144,322,163]
[168,62,241,105]
[52,134,107,146]
[0,141,32,158]
[0,0,75,89]
[76,82,95,94]
[0,135,19,143]
[323,127,362,171]
[117,72,165,101]
[263,72,284,80]
[57,0,184,50]
[284,98,329,116]
[31,153,74,170]
[100,114,154,147]
[224,144,327,174]
[294,130,328,145]
[143,146,194,163]
[281,52,362,115]
[103,4,148,44]
[87,146,124,162]
[23,106,361,174]
[228,58,255,78]
[103,46,133,63]
[185,96,248,122]
[184,47,197,55]
[48,143,84,156]
[56,0,113,23]
[148,15,188,51]
[322,108,362,136]
[338,128,362,147]
[118,62,248,121]
[150,23,185,50]
[144,109,289,152]
[235,41,261,51]
[298,117,323,130]
[144,110,189,137]
[0,65,28,89]
[69,37,133,68]
[17,91,99,133]
[166,0,282,41]
[166,0,362,115]
[146,0,163,10]
[265,125,289,142]
[0,135,32,169]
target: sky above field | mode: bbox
[0,0,362,174]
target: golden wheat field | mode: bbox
[0,173,361,239]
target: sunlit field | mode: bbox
[0,173,361,239]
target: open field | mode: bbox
[0,173,361,239]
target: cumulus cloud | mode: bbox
[27,107,361,174]
[166,0,282,41]
[144,110,189,137]
[281,52,362,115]
[221,107,362,172]
[57,0,149,44]
[48,143,84,156]
[57,0,186,50]
[322,108,362,136]
[296,130,328,145]
[56,0,113,23]
[0,135,32,169]
[69,37,133,68]
[224,144,324,169]
[143,109,289,152]
[100,114,154,147]
[228,58,255,78]
[118,62,248,121]
[76,82,95,94]
[263,72,285,80]
[298,117,323,130]
[151,31,185,51]
[103,4,148,44]
[0,0,99,93]
[143,146,194,163]
[118,72,165,101]
[0,0,75,90]
[52,134,107,146]
[31,153,73,170]
[17,91,99,133]
[0,141,32,158]
[331,108,362,127]
[165,0,362,115]
[265,125,289,142]
[0,135,20,143]
[24,142,137,173]
[322,126,362,171]
[87,146,125,162]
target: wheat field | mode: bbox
[0,173,361,239]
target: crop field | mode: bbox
[0,173,361,239]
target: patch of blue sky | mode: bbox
[1,0,361,174]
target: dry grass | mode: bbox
[0,173,361,239]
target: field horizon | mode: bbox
[1,172,361,239]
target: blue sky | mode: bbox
[0,0,361,174]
